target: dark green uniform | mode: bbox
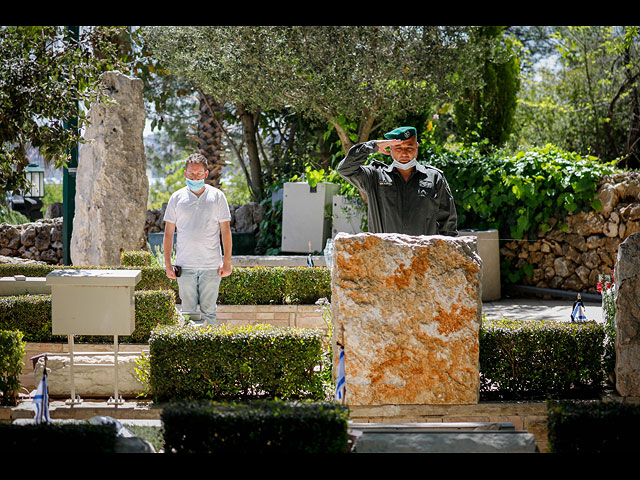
[337,140,458,236]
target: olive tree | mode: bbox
[143,26,491,199]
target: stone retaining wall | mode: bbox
[501,172,640,294]
[0,201,265,265]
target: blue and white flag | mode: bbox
[571,301,587,323]
[307,253,314,267]
[335,346,346,402]
[33,372,50,424]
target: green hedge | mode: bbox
[161,399,350,454]
[479,318,605,400]
[0,263,176,292]
[547,400,640,453]
[0,290,180,344]
[149,324,326,402]
[218,266,331,305]
[0,423,116,453]
[0,263,332,305]
[0,330,25,405]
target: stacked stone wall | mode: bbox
[0,201,265,266]
[0,218,63,264]
[501,172,640,294]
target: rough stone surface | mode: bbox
[0,218,63,264]
[501,171,640,293]
[71,71,148,266]
[615,232,640,398]
[33,354,145,397]
[331,232,482,406]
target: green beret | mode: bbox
[383,126,417,140]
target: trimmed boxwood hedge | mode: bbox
[161,399,350,454]
[0,329,25,405]
[547,400,640,453]
[0,262,332,305]
[480,318,605,400]
[0,263,175,292]
[149,324,325,402]
[0,422,116,452]
[0,290,180,344]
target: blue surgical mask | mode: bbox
[186,178,205,191]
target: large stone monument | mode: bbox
[331,232,483,406]
[615,232,640,399]
[71,71,148,266]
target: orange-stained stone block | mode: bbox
[331,233,482,406]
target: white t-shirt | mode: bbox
[163,185,231,269]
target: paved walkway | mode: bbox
[482,297,603,323]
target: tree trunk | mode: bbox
[196,93,226,188]
[239,105,264,200]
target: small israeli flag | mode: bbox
[335,346,346,402]
[307,253,314,267]
[33,371,50,424]
[571,301,587,323]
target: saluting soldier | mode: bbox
[337,126,458,237]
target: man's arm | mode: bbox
[337,139,401,190]
[436,178,459,237]
[218,220,232,277]
[164,221,177,279]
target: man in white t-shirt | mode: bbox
[163,153,233,325]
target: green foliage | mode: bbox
[515,26,640,168]
[454,26,522,149]
[0,263,177,294]
[0,290,179,344]
[426,143,620,241]
[0,262,332,306]
[39,182,63,216]
[547,400,640,453]
[149,324,326,402]
[0,330,25,405]
[479,318,605,400]
[217,266,331,305]
[120,250,155,267]
[598,271,616,380]
[0,208,29,225]
[161,399,350,454]
[0,26,134,199]
[0,422,117,453]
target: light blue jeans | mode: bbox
[177,269,222,325]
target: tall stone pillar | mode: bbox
[70,71,148,266]
[331,233,483,406]
[615,232,640,399]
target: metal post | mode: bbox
[62,25,79,266]
[66,335,82,405]
[108,335,124,405]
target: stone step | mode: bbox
[350,422,538,453]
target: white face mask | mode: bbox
[391,158,418,170]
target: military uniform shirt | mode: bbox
[337,140,458,236]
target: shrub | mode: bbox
[0,290,179,344]
[0,263,331,305]
[217,266,331,305]
[0,263,177,293]
[0,422,116,452]
[120,250,154,267]
[0,330,25,405]
[161,399,350,454]
[547,400,640,453]
[479,318,605,400]
[149,324,325,402]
